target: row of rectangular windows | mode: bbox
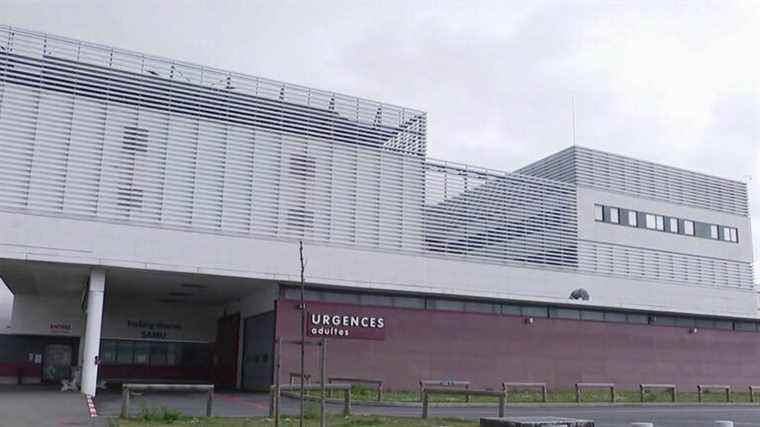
[594,204,739,243]
[98,340,210,367]
[283,287,760,332]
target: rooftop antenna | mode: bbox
[571,95,576,147]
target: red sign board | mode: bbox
[307,311,386,340]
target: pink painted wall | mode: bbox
[276,299,760,391]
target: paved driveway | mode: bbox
[0,385,93,427]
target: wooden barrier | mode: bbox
[639,383,677,403]
[575,382,615,403]
[422,387,505,419]
[289,372,312,385]
[750,386,760,403]
[419,380,471,402]
[271,383,352,418]
[697,384,731,403]
[121,383,214,419]
[502,382,548,403]
[328,377,384,401]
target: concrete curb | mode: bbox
[280,392,760,409]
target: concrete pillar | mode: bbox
[81,269,105,396]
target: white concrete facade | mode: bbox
[0,209,753,318]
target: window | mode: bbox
[430,299,464,311]
[464,301,496,314]
[650,315,676,326]
[627,313,649,324]
[393,296,425,309]
[609,208,619,224]
[675,317,695,327]
[655,215,664,231]
[522,305,549,318]
[710,224,719,240]
[501,304,522,316]
[645,214,656,229]
[133,342,150,365]
[723,227,731,241]
[100,340,118,364]
[581,310,604,321]
[166,343,182,366]
[668,218,678,233]
[594,205,604,221]
[628,211,638,227]
[361,294,393,307]
[729,228,738,243]
[116,341,134,364]
[604,312,627,323]
[550,307,581,320]
[683,220,695,236]
[150,342,168,366]
[322,291,359,304]
[735,321,757,332]
[714,319,733,330]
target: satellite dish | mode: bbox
[570,288,590,301]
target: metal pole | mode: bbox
[320,338,326,427]
[206,389,214,417]
[299,240,305,427]
[274,338,281,427]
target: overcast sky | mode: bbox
[1,0,758,271]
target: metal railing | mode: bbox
[120,383,214,418]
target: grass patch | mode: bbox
[305,387,755,404]
[113,414,478,427]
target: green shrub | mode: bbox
[303,401,321,420]
[137,404,183,423]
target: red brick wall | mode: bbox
[275,299,760,391]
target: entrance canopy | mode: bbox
[0,259,277,306]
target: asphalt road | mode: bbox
[0,385,93,427]
[281,396,760,427]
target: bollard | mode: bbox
[714,422,734,427]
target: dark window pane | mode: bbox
[627,313,649,324]
[522,305,549,318]
[150,342,168,366]
[735,321,756,332]
[116,341,134,364]
[714,320,733,330]
[322,291,359,304]
[651,315,676,326]
[581,310,604,321]
[675,317,695,327]
[604,312,627,323]
[501,304,522,316]
[551,308,580,320]
[695,318,715,329]
[465,302,496,314]
[166,343,182,366]
[361,294,393,307]
[393,296,425,309]
[100,340,117,364]
[431,299,464,311]
[133,342,149,365]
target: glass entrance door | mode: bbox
[42,344,73,383]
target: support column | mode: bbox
[81,268,105,396]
